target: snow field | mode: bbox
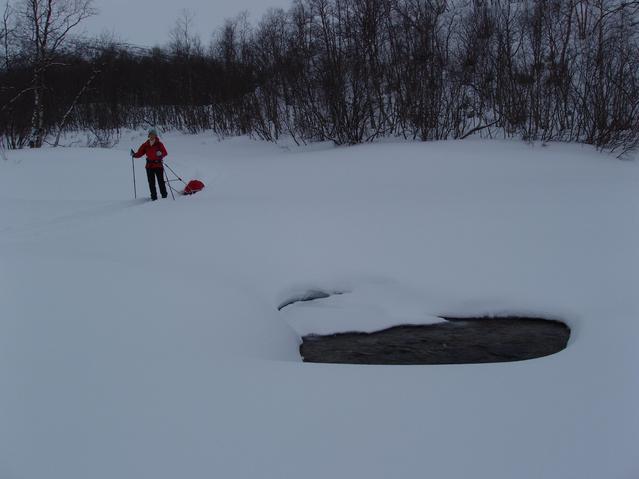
[0,133,638,478]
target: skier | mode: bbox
[131,129,168,201]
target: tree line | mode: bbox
[1,0,638,153]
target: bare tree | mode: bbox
[1,1,15,71]
[16,0,96,147]
[169,9,202,58]
[2,0,638,153]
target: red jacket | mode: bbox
[133,139,168,169]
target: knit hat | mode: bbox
[148,128,158,138]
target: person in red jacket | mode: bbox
[131,129,168,200]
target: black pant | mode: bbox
[146,167,167,199]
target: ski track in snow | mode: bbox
[0,134,638,479]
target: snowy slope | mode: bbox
[1,134,638,479]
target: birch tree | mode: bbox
[17,0,95,147]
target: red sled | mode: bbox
[183,180,205,195]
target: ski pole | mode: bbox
[164,168,176,201]
[163,162,188,186]
[130,150,137,199]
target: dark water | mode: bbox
[300,317,570,365]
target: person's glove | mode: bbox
[156,150,162,157]
[130,148,135,157]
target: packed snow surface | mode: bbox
[1,134,638,479]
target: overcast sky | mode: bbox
[82,0,290,47]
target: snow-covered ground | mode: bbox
[1,133,638,479]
